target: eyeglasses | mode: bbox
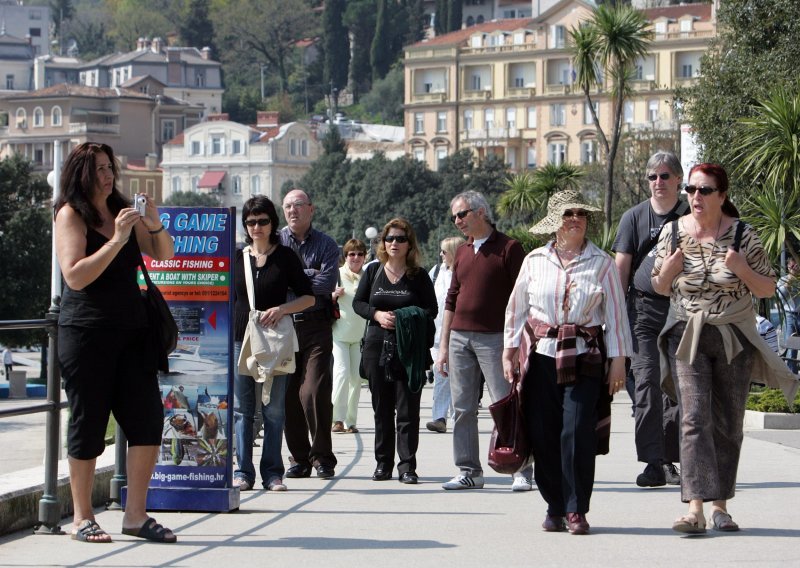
[684,185,718,196]
[450,209,473,223]
[384,235,409,244]
[347,252,366,257]
[647,172,672,182]
[283,201,309,210]
[245,218,271,227]
[562,209,589,219]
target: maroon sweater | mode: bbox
[444,229,525,333]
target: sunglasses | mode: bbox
[450,209,473,223]
[245,218,271,227]
[384,235,409,244]
[684,185,718,196]
[562,210,589,219]
[347,252,365,257]
[647,172,672,182]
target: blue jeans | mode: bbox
[233,341,287,487]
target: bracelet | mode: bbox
[148,225,166,234]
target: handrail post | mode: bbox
[108,428,127,509]
[35,310,64,534]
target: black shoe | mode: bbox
[285,463,311,478]
[663,463,681,485]
[399,472,418,484]
[372,468,392,481]
[316,464,335,479]
[636,462,666,487]
[542,515,566,533]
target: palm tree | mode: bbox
[498,163,584,217]
[730,86,800,265]
[570,4,652,231]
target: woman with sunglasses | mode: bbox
[503,189,632,535]
[353,218,437,484]
[652,163,797,534]
[331,239,369,434]
[232,196,314,492]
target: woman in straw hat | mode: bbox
[502,189,632,535]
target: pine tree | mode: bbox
[179,0,215,51]
[434,0,448,36]
[323,0,350,98]
[447,0,462,32]
[370,0,392,80]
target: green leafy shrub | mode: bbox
[746,388,800,413]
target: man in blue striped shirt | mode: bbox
[280,188,341,480]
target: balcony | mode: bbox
[461,42,538,56]
[411,92,447,104]
[68,122,121,135]
[673,76,700,88]
[629,80,657,92]
[460,127,520,144]
[544,84,571,96]
[654,29,714,42]
[462,89,492,102]
[506,86,536,99]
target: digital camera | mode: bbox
[134,195,147,216]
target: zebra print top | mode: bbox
[652,218,774,315]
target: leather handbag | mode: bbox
[487,374,531,474]
[139,260,179,373]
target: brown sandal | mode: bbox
[711,510,740,532]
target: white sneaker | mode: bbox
[511,475,533,492]
[442,474,485,490]
[267,478,287,491]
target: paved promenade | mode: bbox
[1,385,799,568]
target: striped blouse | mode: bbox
[504,240,632,359]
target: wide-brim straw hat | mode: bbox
[528,189,602,237]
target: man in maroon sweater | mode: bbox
[436,191,533,491]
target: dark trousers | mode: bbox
[666,323,754,503]
[523,352,600,516]
[284,319,336,468]
[632,293,680,464]
[363,338,422,475]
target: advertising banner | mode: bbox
[127,207,239,512]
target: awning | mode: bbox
[197,171,226,188]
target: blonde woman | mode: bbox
[426,236,464,433]
[331,239,368,433]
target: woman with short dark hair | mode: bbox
[232,195,314,492]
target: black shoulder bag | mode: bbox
[358,263,383,379]
[140,259,179,373]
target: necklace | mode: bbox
[251,244,276,279]
[691,217,723,291]
[554,241,585,268]
[384,264,405,284]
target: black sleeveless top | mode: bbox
[59,228,148,329]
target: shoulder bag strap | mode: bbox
[242,246,256,311]
[732,220,746,253]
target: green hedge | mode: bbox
[746,388,800,413]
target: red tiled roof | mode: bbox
[408,18,533,49]
[257,126,281,141]
[165,133,185,146]
[197,171,226,188]
[642,3,712,22]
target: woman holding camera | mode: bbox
[55,142,175,543]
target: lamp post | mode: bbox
[365,226,378,261]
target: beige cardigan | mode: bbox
[658,295,799,405]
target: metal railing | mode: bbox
[0,314,64,534]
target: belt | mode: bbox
[634,289,668,302]
[292,310,330,323]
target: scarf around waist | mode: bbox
[524,318,604,385]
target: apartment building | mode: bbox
[0,83,204,172]
[0,0,50,56]
[160,111,321,212]
[404,0,715,171]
